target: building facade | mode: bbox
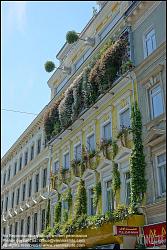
[1,1,166,249]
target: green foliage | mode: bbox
[66,31,79,44]
[72,73,85,121]
[100,138,112,158]
[54,200,61,224]
[130,102,147,206]
[44,61,55,72]
[93,182,102,208]
[74,179,87,219]
[62,210,68,223]
[59,87,74,129]
[112,162,121,195]
[46,199,50,228]
[112,140,119,159]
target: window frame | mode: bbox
[30,144,34,161]
[149,84,164,119]
[118,105,131,129]
[24,150,28,166]
[35,173,39,193]
[74,142,82,161]
[33,213,38,235]
[43,168,47,188]
[28,179,32,197]
[155,151,166,196]
[87,185,96,216]
[63,151,70,170]
[100,117,112,140]
[143,26,156,59]
[37,137,41,155]
[86,132,96,153]
[53,160,59,173]
[22,183,26,201]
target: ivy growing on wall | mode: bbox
[74,179,87,219]
[93,182,102,209]
[112,162,121,195]
[59,87,74,129]
[130,102,147,206]
[72,73,85,121]
[54,199,61,224]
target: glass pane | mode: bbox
[126,182,131,205]
[87,134,95,151]
[120,108,130,128]
[75,144,81,160]
[152,92,163,117]
[54,161,59,172]
[103,122,111,140]
[157,153,166,164]
[159,165,166,193]
[64,153,69,169]
[146,37,152,56]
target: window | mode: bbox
[14,162,17,176]
[53,161,59,173]
[24,151,28,166]
[125,172,131,205]
[120,107,130,128]
[150,85,164,119]
[43,168,47,188]
[103,121,112,140]
[57,77,68,94]
[74,143,82,161]
[20,219,24,236]
[87,134,95,152]
[11,192,15,208]
[9,224,12,238]
[30,145,34,160]
[37,138,41,155]
[156,153,166,195]
[16,188,20,205]
[22,183,26,201]
[5,196,8,212]
[62,200,68,221]
[27,216,30,235]
[28,179,32,197]
[41,209,45,232]
[105,180,114,212]
[144,28,156,57]
[15,222,18,236]
[19,156,22,171]
[75,57,84,71]
[88,188,96,215]
[1,200,3,214]
[33,213,38,235]
[3,172,6,186]
[35,174,39,193]
[7,167,11,182]
[63,152,70,169]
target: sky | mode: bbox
[1,1,97,157]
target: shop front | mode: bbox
[143,222,166,249]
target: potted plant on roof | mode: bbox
[44,61,55,72]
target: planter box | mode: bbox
[41,215,145,249]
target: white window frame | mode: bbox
[86,132,96,152]
[100,117,112,141]
[63,151,70,170]
[149,84,164,119]
[24,149,28,166]
[87,184,95,216]
[53,159,59,173]
[102,175,114,213]
[118,104,131,129]
[73,142,82,161]
[155,151,166,197]
[143,26,156,59]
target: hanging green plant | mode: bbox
[100,138,112,158]
[130,102,147,206]
[93,182,102,208]
[112,140,119,159]
[54,199,61,224]
[71,73,85,121]
[112,162,121,195]
[74,179,87,219]
[117,126,131,147]
[66,31,79,44]
[59,87,74,129]
[44,61,55,72]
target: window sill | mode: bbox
[144,113,166,131]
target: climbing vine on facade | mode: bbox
[130,102,147,206]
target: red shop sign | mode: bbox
[143,222,166,247]
[114,226,139,236]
